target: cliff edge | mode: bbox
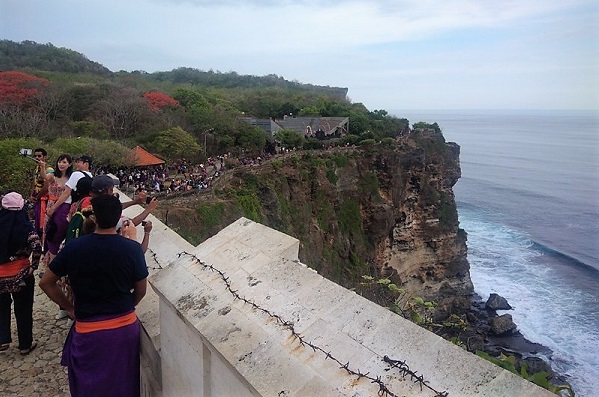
[163,129,473,318]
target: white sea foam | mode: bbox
[460,206,599,397]
[397,109,599,397]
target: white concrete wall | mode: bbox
[118,191,553,397]
[128,209,554,397]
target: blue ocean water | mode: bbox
[395,109,599,397]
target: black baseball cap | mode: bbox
[91,175,119,193]
[77,155,93,166]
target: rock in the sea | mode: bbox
[520,357,551,374]
[490,314,517,335]
[467,335,485,352]
[486,293,513,310]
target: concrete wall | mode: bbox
[122,195,553,397]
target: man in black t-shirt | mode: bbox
[39,195,148,397]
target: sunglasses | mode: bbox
[34,154,44,158]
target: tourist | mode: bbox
[39,194,148,397]
[0,192,42,355]
[42,154,74,265]
[30,148,54,236]
[46,155,93,219]
[95,174,157,218]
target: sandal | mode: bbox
[19,340,37,355]
[0,343,9,352]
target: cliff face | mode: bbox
[164,130,473,317]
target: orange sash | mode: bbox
[0,258,30,277]
[39,197,48,229]
[75,311,137,334]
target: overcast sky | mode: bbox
[2,0,598,111]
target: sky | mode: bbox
[1,0,598,111]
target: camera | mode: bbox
[19,148,38,162]
[145,196,153,204]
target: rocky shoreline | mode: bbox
[464,292,569,387]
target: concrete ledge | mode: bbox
[150,217,554,397]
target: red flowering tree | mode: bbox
[0,71,50,107]
[142,91,179,112]
[0,71,51,137]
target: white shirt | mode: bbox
[64,171,92,204]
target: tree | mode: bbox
[237,126,266,156]
[173,88,210,109]
[274,129,305,149]
[63,84,110,121]
[142,91,179,112]
[413,121,441,134]
[299,105,320,116]
[0,138,45,194]
[51,137,131,169]
[96,87,151,138]
[0,71,51,137]
[147,127,202,162]
[0,71,49,107]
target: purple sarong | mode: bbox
[45,203,70,255]
[61,312,141,397]
[33,200,44,234]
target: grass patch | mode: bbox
[196,203,226,229]
[337,198,361,235]
[358,172,381,201]
[234,189,263,222]
[325,169,338,185]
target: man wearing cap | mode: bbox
[0,192,43,355]
[46,156,93,219]
[91,174,158,225]
[88,175,157,251]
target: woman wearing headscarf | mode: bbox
[0,192,42,355]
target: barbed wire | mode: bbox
[146,248,164,271]
[177,251,448,397]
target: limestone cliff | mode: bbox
[161,128,474,318]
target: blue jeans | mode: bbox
[0,275,35,350]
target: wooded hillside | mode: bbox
[1,39,413,193]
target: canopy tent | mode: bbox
[128,146,165,167]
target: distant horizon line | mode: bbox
[388,108,598,115]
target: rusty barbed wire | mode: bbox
[146,248,164,271]
[178,251,449,397]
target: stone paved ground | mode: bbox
[0,272,70,397]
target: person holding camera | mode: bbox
[66,176,157,252]
[120,219,152,253]
[30,148,54,237]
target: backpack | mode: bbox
[65,200,87,243]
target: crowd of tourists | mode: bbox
[1,148,156,396]
[98,152,275,197]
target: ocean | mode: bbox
[394,109,599,397]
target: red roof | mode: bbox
[129,146,165,167]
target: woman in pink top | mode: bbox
[42,154,73,262]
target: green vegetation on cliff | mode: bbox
[0,40,409,162]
